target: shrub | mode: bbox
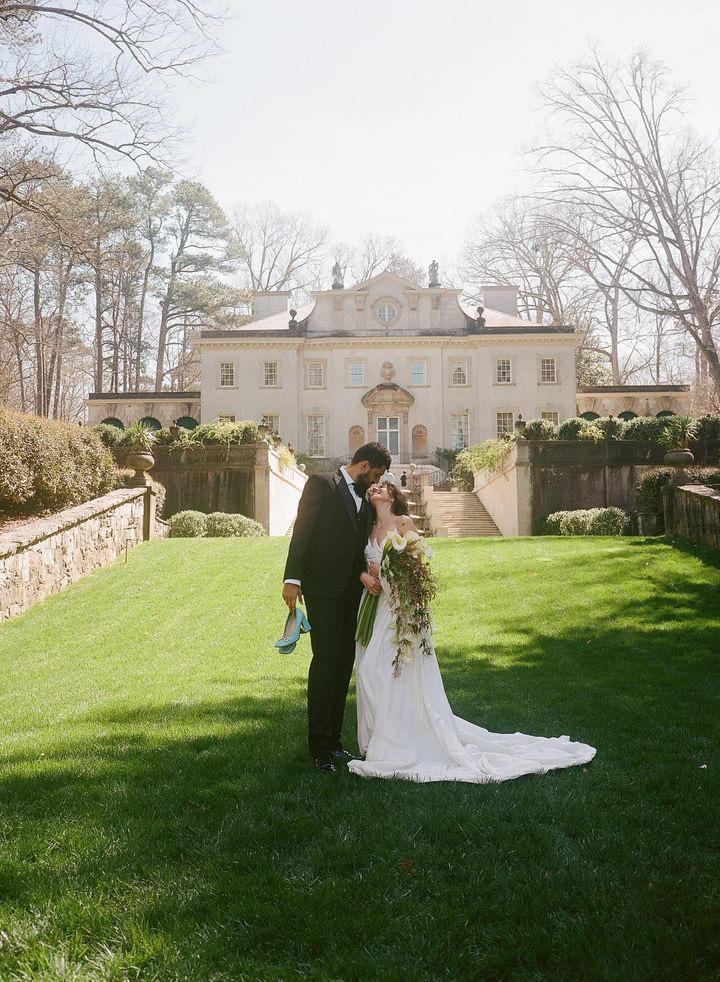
[623,415,662,442]
[557,417,591,440]
[522,418,558,440]
[190,420,259,446]
[451,439,514,490]
[153,426,191,447]
[93,422,125,447]
[0,407,116,515]
[636,466,720,517]
[543,507,628,536]
[577,425,604,443]
[121,421,158,452]
[595,416,626,440]
[588,507,629,535]
[636,469,673,515]
[169,510,208,537]
[559,510,595,535]
[656,414,700,451]
[205,512,265,537]
[275,445,297,471]
[693,414,720,459]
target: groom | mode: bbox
[282,442,391,771]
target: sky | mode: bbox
[171,0,720,277]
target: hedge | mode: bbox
[636,467,720,515]
[169,510,266,538]
[0,407,117,515]
[205,512,265,537]
[543,507,629,536]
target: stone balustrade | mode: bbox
[663,483,720,550]
[0,488,152,623]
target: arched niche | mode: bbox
[412,424,428,457]
[101,417,124,429]
[348,425,364,456]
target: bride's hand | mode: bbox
[360,572,381,596]
[368,561,380,578]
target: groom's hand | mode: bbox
[283,583,303,609]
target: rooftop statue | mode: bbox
[428,260,440,288]
[331,261,344,290]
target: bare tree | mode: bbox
[229,201,328,298]
[0,1,223,214]
[535,47,720,400]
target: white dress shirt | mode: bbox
[284,466,363,587]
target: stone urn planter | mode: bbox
[663,448,694,487]
[124,422,158,488]
[126,451,155,487]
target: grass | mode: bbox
[0,535,719,981]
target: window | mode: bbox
[263,361,279,387]
[219,362,234,387]
[261,414,279,432]
[217,414,236,422]
[496,412,515,437]
[348,361,365,386]
[410,360,426,385]
[306,360,325,388]
[377,416,400,454]
[496,358,512,384]
[307,415,326,457]
[376,301,397,325]
[540,357,557,383]
[451,413,469,451]
[450,361,468,386]
[541,411,560,425]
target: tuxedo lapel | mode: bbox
[333,470,358,532]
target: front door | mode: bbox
[377,416,399,454]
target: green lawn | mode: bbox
[1,536,719,981]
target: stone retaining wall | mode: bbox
[663,484,720,550]
[0,488,147,623]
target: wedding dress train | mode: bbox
[347,538,596,784]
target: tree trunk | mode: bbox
[94,262,104,392]
[135,240,155,391]
[33,261,45,416]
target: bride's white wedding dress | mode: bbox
[347,537,596,784]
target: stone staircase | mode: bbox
[430,490,501,538]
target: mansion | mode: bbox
[86,271,691,461]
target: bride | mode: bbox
[348,479,596,784]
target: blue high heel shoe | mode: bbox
[274,606,311,654]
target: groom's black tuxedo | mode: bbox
[284,470,372,597]
[284,470,372,760]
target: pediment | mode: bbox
[361,383,415,408]
[351,270,421,293]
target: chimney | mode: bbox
[482,285,519,317]
[252,290,291,321]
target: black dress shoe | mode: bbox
[314,757,336,772]
[331,748,361,762]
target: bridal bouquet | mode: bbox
[355,529,437,677]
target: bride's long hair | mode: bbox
[370,482,409,517]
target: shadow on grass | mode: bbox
[1,536,719,979]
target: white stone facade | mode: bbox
[85,273,692,457]
[196,273,578,460]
